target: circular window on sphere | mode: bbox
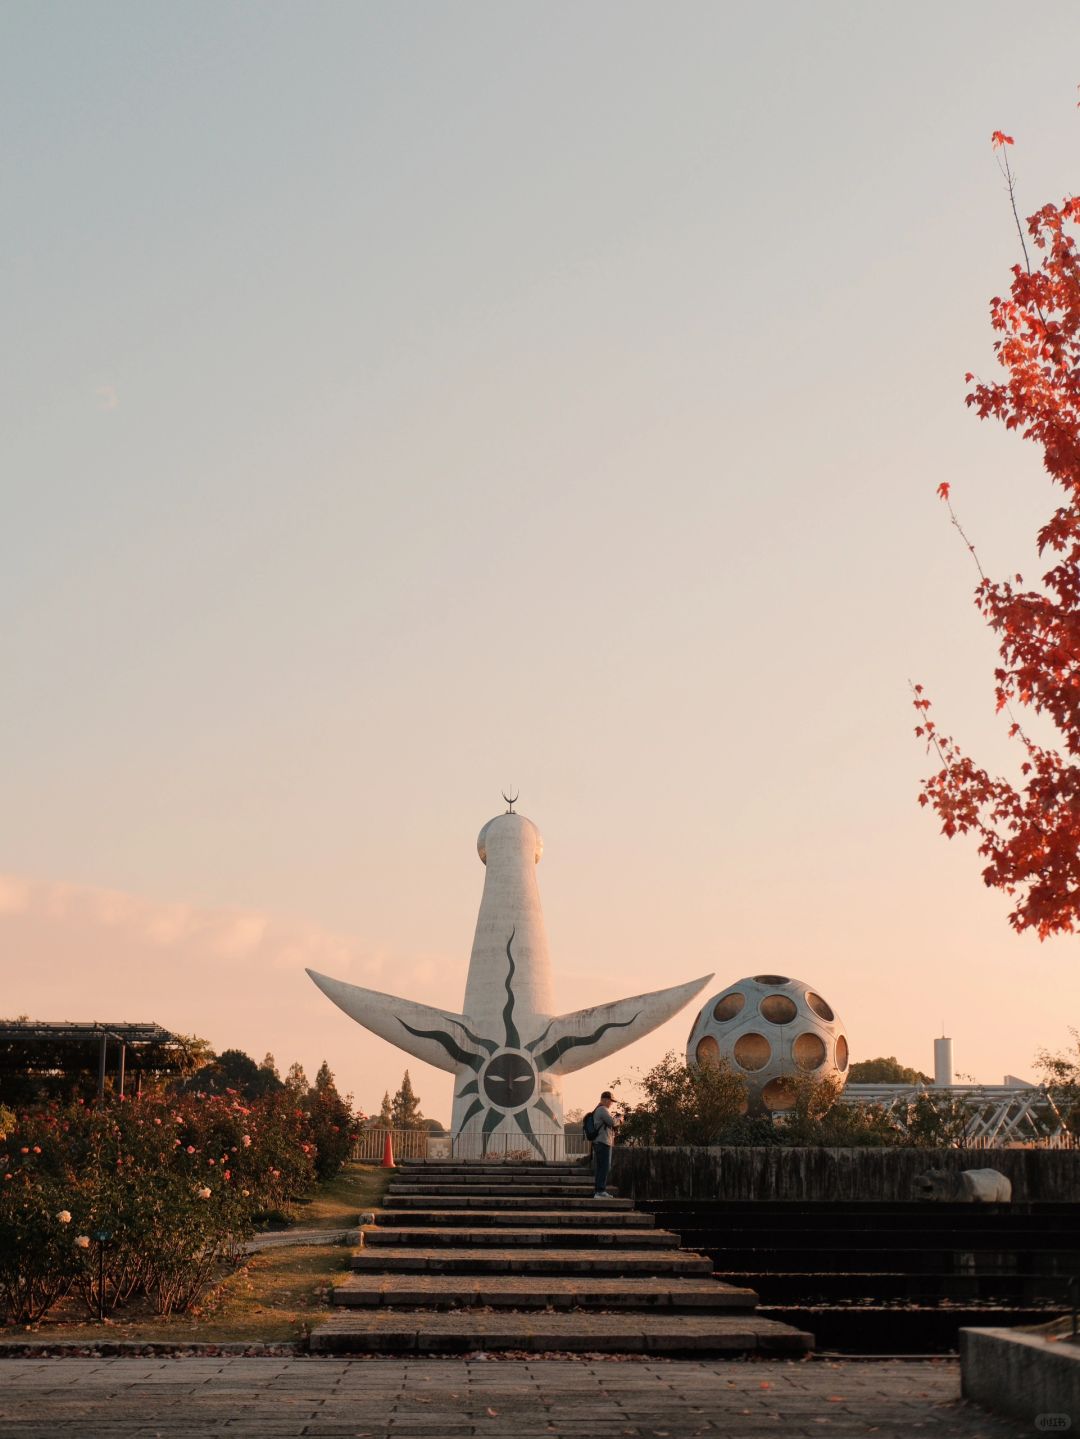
[753,974,790,986]
[760,994,797,1024]
[733,1032,771,1072]
[792,1032,827,1071]
[713,992,745,1023]
[806,991,835,1022]
[695,1035,721,1066]
[762,1077,796,1111]
[835,1034,849,1071]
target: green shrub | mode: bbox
[714,1115,784,1146]
[615,1052,747,1146]
[614,1060,981,1149]
[0,1087,323,1325]
[0,1174,79,1323]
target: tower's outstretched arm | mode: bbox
[525,973,714,1077]
[306,969,484,1075]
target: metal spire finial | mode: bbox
[502,788,519,814]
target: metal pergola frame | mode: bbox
[0,1020,190,1100]
[840,1082,1067,1145]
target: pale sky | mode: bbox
[3,2,1080,1124]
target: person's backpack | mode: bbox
[582,1108,599,1142]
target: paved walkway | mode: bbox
[0,1357,1030,1437]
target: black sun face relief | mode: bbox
[397,927,641,1157]
[481,1050,537,1110]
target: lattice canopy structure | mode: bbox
[840,1082,1068,1146]
[0,1020,191,1103]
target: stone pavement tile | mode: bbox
[0,1358,1036,1439]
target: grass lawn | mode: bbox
[285,1161,389,1229]
[0,1163,392,1347]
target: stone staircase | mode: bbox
[646,1199,1080,1352]
[308,1162,813,1355]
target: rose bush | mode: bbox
[0,1088,324,1325]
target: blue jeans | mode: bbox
[593,1141,612,1194]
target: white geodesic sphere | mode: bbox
[686,973,849,1115]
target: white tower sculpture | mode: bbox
[307,805,712,1158]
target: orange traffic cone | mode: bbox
[381,1130,395,1168]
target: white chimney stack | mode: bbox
[934,1036,953,1088]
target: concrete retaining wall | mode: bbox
[961,1327,1080,1426]
[612,1146,1080,1203]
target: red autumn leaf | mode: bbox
[936,482,951,501]
[917,109,1080,938]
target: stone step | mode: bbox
[666,1226,1080,1247]
[308,1309,812,1355]
[332,1273,759,1310]
[758,1300,1065,1355]
[384,1194,633,1210]
[385,1174,601,1185]
[708,1247,1080,1273]
[396,1165,586,1175]
[362,1225,677,1249]
[375,1209,651,1229]
[734,1269,1080,1302]
[386,1179,605,1190]
[388,1174,592,1185]
[350,1246,712,1276]
[385,1197,609,1208]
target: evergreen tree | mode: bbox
[377,1091,393,1128]
[216,1048,261,1090]
[284,1061,309,1093]
[204,1048,284,1098]
[247,1051,283,1096]
[390,1070,424,1130]
[306,1061,356,1179]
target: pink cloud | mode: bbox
[0,877,29,915]
[0,873,460,1118]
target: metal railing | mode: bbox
[350,1128,592,1163]
[450,1131,592,1162]
[349,1128,432,1162]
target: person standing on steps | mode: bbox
[591,1090,616,1198]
